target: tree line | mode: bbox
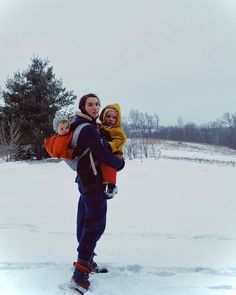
[0,56,235,161]
[123,110,236,150]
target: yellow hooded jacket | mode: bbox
[99,103,127,157]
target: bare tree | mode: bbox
[145,113,154,137]
[129,110,157,138]
[221,113,236,148]
[124,139,139,159]
[0,120,22,161]
[177,117,184,128]
[153,113,159,135]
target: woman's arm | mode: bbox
[78,125,124,170]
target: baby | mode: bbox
[44,112,75,159]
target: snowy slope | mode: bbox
[0,142,236,295]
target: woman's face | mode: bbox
[84,97,101,119]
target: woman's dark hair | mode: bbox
[79,93,100,113]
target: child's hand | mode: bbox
[99,127,112,141]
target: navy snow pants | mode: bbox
[76,181,107,264]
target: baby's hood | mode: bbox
[99,103,122,127]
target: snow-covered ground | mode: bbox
[158,141,236,164]
[0,142,236,295]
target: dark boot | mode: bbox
[90,253,108,273]
[69,262,91,294]
[90,260,108,273]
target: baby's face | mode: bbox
[57,121,70,135]
[104,110,117,127]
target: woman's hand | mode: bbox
[117,158,125,171]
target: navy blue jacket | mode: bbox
[70,113,124,192]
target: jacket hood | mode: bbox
[99,103,122,127]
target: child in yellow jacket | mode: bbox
[99,103,127,198]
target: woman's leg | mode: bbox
[77,189,107,263]
[76,196,85,244]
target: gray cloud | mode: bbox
[0,0,236,124]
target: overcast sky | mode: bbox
[0,0,236,125]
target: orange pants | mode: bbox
[100,162,117,184]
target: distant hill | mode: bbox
[125,139,236,166]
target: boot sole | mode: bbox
[68,280,88,294]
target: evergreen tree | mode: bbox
[0,56,76,159]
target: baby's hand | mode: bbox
[99,127,112,141]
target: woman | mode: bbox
[68,93,124,293]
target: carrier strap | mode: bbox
[65,123,97,175]
[71,123,90,148]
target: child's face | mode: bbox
[104,110,117,127]
[57,121,70,135]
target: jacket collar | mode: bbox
[75,111,93,122]
[70,112,97,131]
